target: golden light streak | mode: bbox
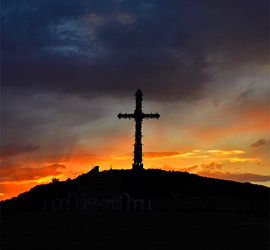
[208,150,245,155]
[230,157,247,163]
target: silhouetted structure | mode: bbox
[42,168,152,212]
[118,89,160,170]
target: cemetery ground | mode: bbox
[2,207,269,250]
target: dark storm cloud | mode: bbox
[2,2,85,51]
[250,139,270,148]
[1,143,41,159]
[2,0,268,101]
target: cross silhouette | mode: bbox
[118,89,160,170]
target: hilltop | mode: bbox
[2,169,269,213]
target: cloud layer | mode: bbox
[2,0,268,101]
[1,143,41,159]
[251,138,270,148]
[1,163,66,182]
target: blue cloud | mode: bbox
[1,0,268,101]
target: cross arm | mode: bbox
[118,113,135,119]
[143,112,160,119]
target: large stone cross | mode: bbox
[118,89,160,170]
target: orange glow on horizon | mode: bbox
[1,158,270,201]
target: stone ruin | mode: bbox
[44,192,151,212]
[44,167,152,212]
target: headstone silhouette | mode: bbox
[118,89,160,170]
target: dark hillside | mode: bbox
[1,169,269,213]
[115,169,269,200]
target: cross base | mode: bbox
[132,163,144,170]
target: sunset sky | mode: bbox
[1,0,269,200]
